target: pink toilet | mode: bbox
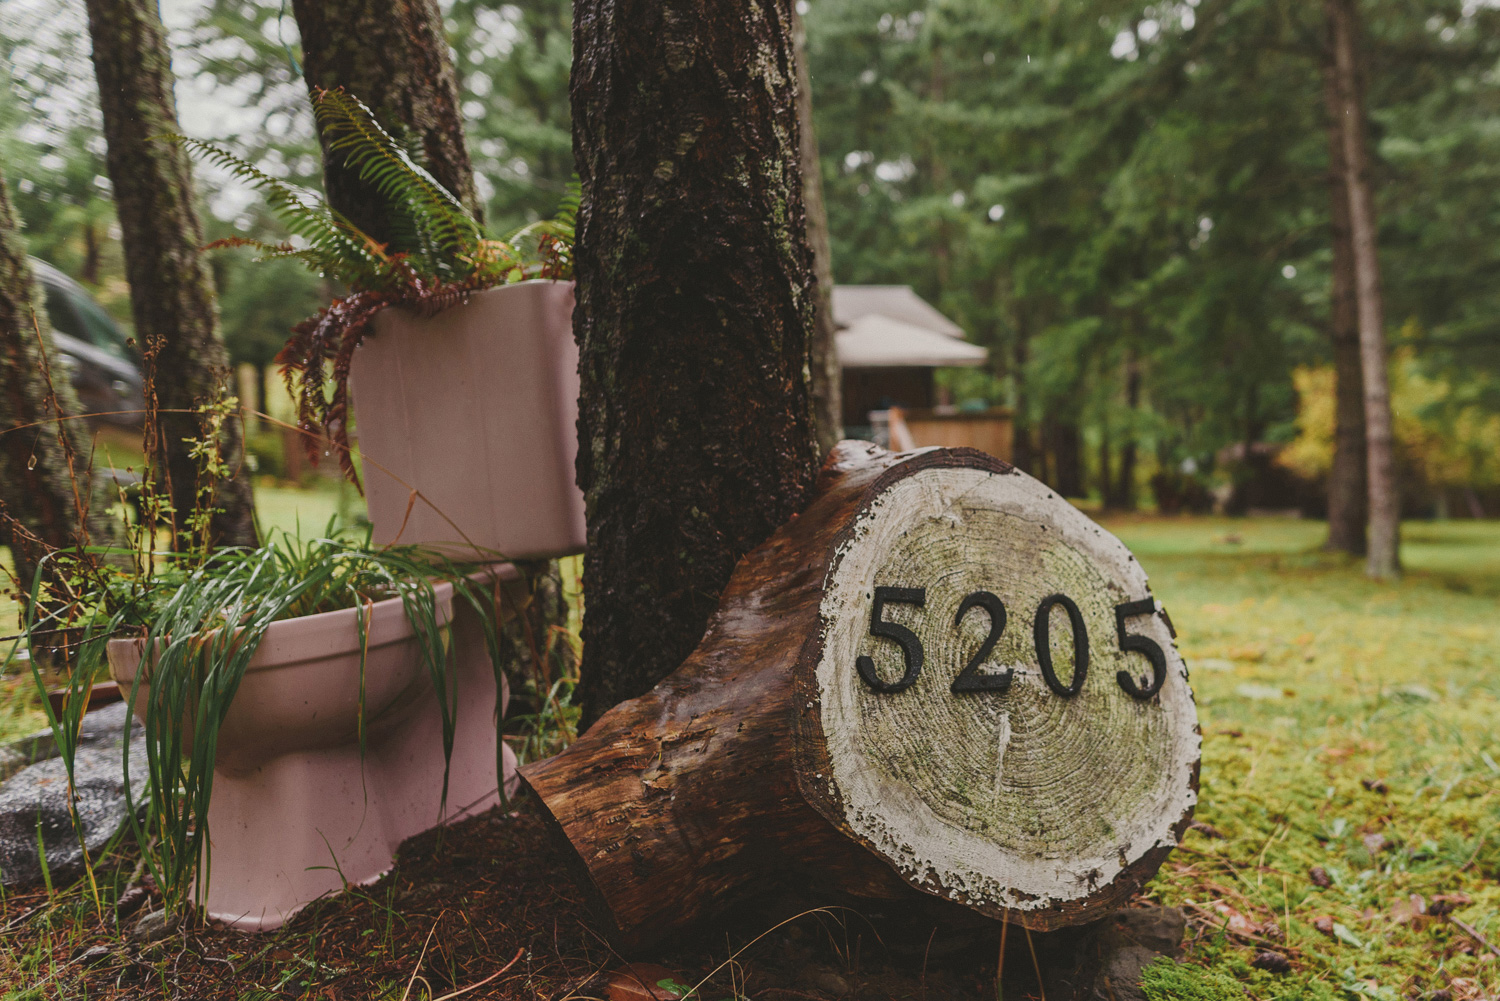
[108,280,586,929]
[108,576,516,929]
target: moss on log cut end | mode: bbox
[805,461,1199,925]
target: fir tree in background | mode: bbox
[448,0,575,233]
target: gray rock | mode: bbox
[0,703,146,887]
[130,908,179,944]
[810,971,851,996]
[1090,944,1164,1001]
[129,912,177,942]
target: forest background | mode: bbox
[2,0,1498,522]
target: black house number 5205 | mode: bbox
[854,587,1169,701]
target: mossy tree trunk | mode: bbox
[1321,9,1368,557]
[290,0,483,234]
[84,0,257,550]
[0,171,117,606]
[570,0,821,726]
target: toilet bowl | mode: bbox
[107,568,519,930]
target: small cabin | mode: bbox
[833,285,1012,462]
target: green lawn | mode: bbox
[1100,515,1500,1000]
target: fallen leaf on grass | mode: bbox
[1360,778,1389,794]
[607,963,689,1000]
[1309,866,1333,888]
[1312,916,1336,937]
[1189,821,1227,840]
[1236,682,1286,701]
[1207,900,1258,937]
[1428,893,1472,917]
[1255,921,1286,942]
[1392,684,1437,702]
[1389,894,1427,925]
[1447,978,1483,1000]
[1250,950,1291,974]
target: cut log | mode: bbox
[521,442,1199,943]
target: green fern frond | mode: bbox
[163,133,393,289]
[311,89,482,278]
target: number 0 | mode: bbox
[1033,594,1088,697]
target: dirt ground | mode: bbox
[2,792,1095,1000]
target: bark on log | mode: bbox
[523,442,1199,944]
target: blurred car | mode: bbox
[30,258,144,428]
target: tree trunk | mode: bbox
[1326,0,1398,578]
[84,0,257,551]
[1053,420,1084,499]
[1011,315,1034,474]
[0,171,116,605]
[794,8,842,458]
[1098,423,1113,509]
[1118,362,1140,511]
[1321,7,1368,556]
[81,223,101,287]
[290,0,482,235]
[523,443,1199,945]
[570,0,821,726]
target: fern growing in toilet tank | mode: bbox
[165,87,578,489]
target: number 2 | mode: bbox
[950,591,1013,694]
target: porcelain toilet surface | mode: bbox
[108,568,519,930]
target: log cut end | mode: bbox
[797,448,1199,928]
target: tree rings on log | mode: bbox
[802,449,1199,925]
[522,442,1199,943]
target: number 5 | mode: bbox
[1114,597,1168,699]
[857,587,926,694]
